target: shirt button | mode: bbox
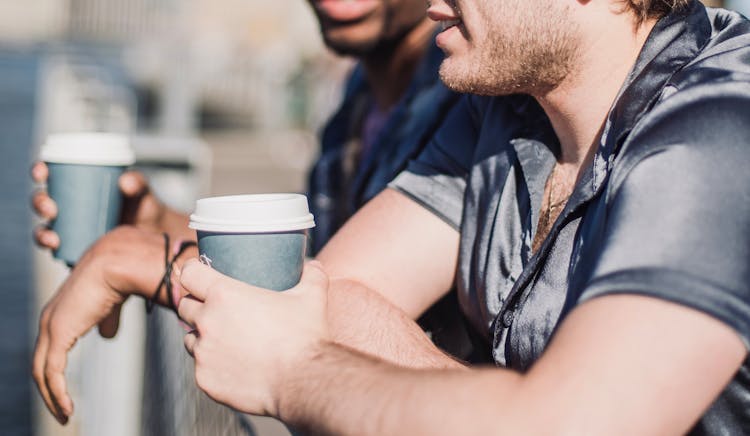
[502,310,515,328]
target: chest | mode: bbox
[456,140,604,370]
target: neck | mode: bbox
[361,18,436,111]
[536,11,657,169]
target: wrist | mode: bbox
[99,226,166,299]
[275,340,334,423]
[276,341,376,428]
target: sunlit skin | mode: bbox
[168,1,747,434]
[428,0,580,96]
[31,1,747,434]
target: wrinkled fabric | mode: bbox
[308,38,459,254]
[307,37,482,359]
[392,94,557,343]
[390,2,750,434]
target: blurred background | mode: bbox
[0,0,743,435]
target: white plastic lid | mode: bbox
[40,133,136,166]
[189,194,315,233]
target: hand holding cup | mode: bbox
[188,193,316,290]
[32,133,170,264]
[177,258,331,417]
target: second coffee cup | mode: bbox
[188,194,315,290]
[41,132,135,266]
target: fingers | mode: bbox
[32,190,58,220]
[179,258,224,301]
[31,161,48,184]
[118,171,149,197]
[33,304,72,424]
[184,330,199,357]
[32,308,64,423]
[31,186,60,250]
[118,171,169,230]
[171,264,187,309]
[30,163,59,251]
[97,303,123,339]
[177,295,202,328]
[45,338,74,419]
[34,225,60,250]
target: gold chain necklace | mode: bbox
[548,164,569,213]
[532,164,572,253]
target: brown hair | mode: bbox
[624,0,692,24]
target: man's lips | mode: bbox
[427,4,461,32]
[314,0,379,22]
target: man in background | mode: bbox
[167,0,750,434]
[305,0,471,358]
[307,0,458,252]
[30,0,468,429]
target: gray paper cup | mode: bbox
[189,194,315,291]
[40,133,135,266]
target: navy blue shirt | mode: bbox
[307,39,479,358]
[391,2,750,433]
[308,39,459,254]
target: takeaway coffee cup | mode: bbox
[188,194,315,290]
[40,132,135,266]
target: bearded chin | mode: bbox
[439,47,576,97]
[438,7,580,97]
[438,58,527,96]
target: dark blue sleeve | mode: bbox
[389,95,482,229]
[580,81,750,348]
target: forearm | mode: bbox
[327,278,465,370]
[98,226,197,307]
[316,189,460,319]
[289,296,748,436]
[279,342,522,436]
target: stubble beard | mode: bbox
[439,1,581,97]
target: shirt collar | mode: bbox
[510,0,712,210]
[496,1,714,321]
[594,0,711,187]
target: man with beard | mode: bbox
[171,0,748,434]
[306,0,471,358]
[35,0,750,434]
[306,0,459,254]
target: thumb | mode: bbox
[118,171,149,198]
[179,258,224,301]
[97,302,123,339]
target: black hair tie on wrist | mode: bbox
[146,233,197,314]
